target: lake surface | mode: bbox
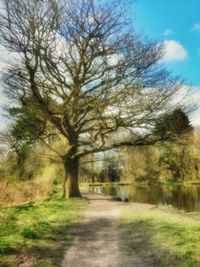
[89,184,200,212]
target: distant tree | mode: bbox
[108,160,122,182]
[0,130,33,178]
[154,108,193,140]
[0,0,183,197]
[159,141,197,181]
[155,109,194,181]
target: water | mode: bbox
[89,183,200,212]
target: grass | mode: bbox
[0,188,88,267]
[119,204,200,267]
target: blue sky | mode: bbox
[131,0,200,86]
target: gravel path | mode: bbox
[62,193,147,267]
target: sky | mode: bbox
[131,0,200,86]
[0,0,200,128]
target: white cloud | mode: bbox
[107,54,123,66]
[163,29,174,36]
[161,40,188,63]
[191,23,200,32]
[0,44,10,131]
[187,89,200,127]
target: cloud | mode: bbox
[161,40,188,63]
[163,29,174,36]
[0,45,10,71]
[191,23,200,32]
[185,88,200,127]
[0,46,9,131]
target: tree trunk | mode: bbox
[63,157,81,198]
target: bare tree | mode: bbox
[0,0,183,197]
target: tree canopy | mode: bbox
[154,108,193,140]
[0,0,184,197]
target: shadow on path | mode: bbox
[62,193,147,267]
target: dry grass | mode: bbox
[0,178,54,206]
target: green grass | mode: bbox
[119,205,200,267]
[0,188,87,267]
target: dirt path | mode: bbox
[62,193,148,267]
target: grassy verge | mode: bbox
[0,189,88,267]
[119,204,200,267]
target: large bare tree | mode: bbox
[0,0,183,197]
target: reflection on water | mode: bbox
[90,184,200,212]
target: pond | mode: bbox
[89,183,200,212]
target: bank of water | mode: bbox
[89,183,200,212]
